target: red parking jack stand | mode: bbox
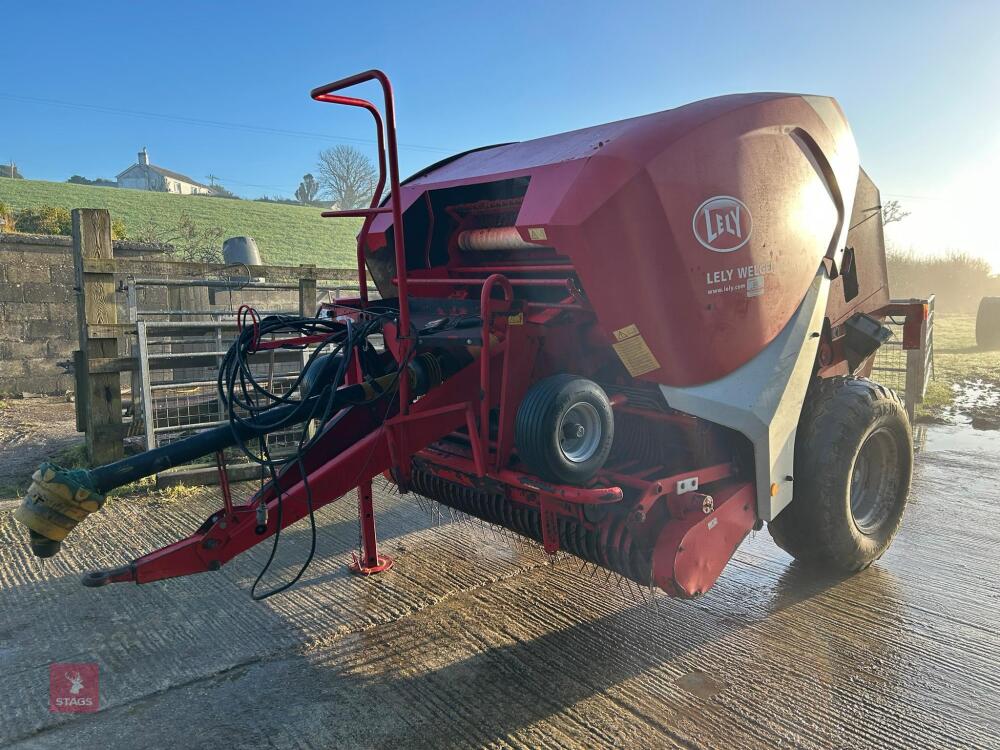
[349,480,394,575]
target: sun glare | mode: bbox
[884,141,1000,273]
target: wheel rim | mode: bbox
[558,402,602,463]
[850,427,899,534]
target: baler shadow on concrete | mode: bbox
[14,71,927,599]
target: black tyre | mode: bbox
[976,297,1000,350]
[768,376,912,572]
[515,375,614,485]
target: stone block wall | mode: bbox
[0,233,170,395]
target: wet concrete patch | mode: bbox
[674,669,725,699]
[1,424,998,749]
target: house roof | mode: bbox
[116,162,212,190]
[148,164,211,189]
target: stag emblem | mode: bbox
[65,672,84,695]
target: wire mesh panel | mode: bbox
[134,319,311,483]
[871,323,907,395]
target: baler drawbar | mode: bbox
[14,71,926,602]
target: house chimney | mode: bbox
[138,147,149,166]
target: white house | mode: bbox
[116,148,212,195]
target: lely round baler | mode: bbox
[13,71,925,601]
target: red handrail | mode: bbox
[309,93,387,307]
[311,70,411,414]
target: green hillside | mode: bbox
[0,179,361,267]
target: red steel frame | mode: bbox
[82,71,760,596]
[874,300,931,350]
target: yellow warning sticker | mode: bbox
[612,328,660,377]
[528,227,548,241]
[612,324,640,341]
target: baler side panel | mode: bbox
[361,92,860,389]
[560,98,849,386]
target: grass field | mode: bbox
[0,178,361,267]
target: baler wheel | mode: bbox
[515,375,614,485]
[768,376,912,572]
[975,297,1000,350]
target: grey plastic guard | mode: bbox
[660,268,831,521]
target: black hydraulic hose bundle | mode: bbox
[218,306,402,599]
[87,308,400,493]
[15,305,409,571]
[221,307,354,466]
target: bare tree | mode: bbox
[881,199,910,226]
[316,146,377,209]
[295,173,320,205]
[131,213,225,263]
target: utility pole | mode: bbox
[206,174,219,187]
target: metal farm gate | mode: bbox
[124,269,373,486]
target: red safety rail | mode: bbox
[311,70,412,415]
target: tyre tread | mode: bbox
[768,375,912,572]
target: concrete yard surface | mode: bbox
[1,424,998,749]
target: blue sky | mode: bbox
[2,1,999,264]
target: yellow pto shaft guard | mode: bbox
[13,463,105,558]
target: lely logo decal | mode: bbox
[692,196,752,253]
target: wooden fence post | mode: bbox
[299,266,318,317]
[903,295,935,423]
[73,208,124,465]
